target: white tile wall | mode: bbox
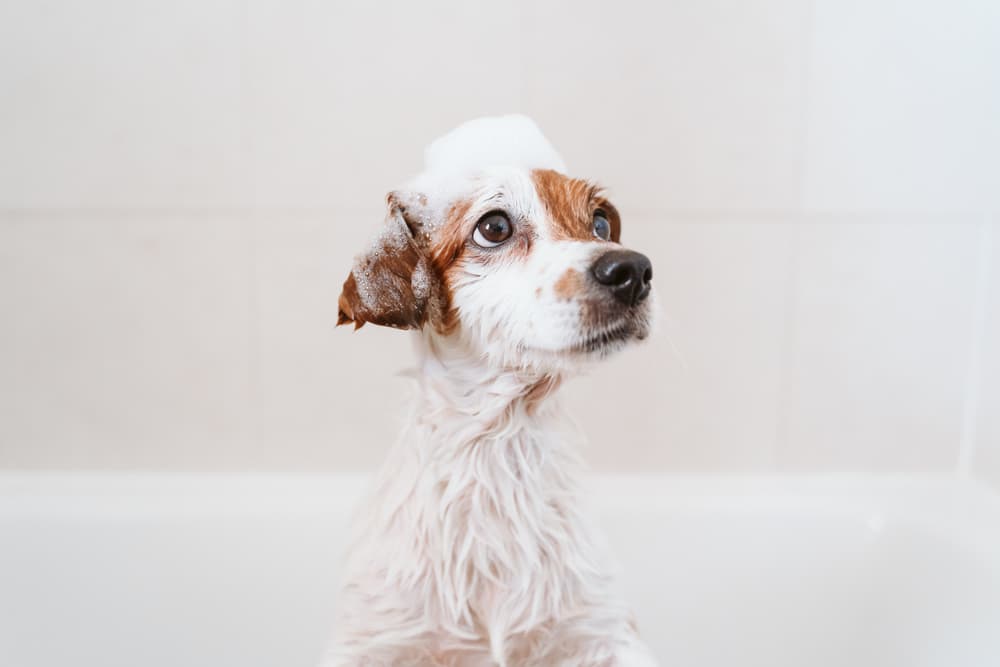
[522,0,812,212]
[803,0,1000,213]
[0,0,248,208]
[242,0,523,209]
[976,222,1000,489]
[780,219,981,471]
[0,214,253,468]
[1,0,998,474]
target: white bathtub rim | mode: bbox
[0,471,996,527]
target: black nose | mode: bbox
[591,250,653,306]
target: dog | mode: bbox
[326,116,659,667]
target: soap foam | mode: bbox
[407,115,566,212]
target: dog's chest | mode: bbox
[415,451,590,627]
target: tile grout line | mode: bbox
[238,0,261,456]
[795,0,819,214]
[957,220,994,478]
[516,0,527,111]
[0,209,989,223]
[773,0,817,469]
[246,215,261,456]
[774,223,802,469]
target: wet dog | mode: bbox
[327,116,658,667]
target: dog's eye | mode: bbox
[593,211,612,241]
[472,212,513,248]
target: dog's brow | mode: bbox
[531,169,612,241]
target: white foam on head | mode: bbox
[407,115,566,216]
[424,115,566,176]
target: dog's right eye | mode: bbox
[472,212,513,248]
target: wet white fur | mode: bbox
[325,117,658,666]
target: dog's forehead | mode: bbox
[456,167,544,221]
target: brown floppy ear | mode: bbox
[337,194,434,330]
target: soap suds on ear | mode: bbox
[410,257,431,302]
[351,210,414,311]
[407,115,567,216]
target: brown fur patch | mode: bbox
[426,199,474,335]
[531,169,621,243]
[336,275,362,328]
[553,267,583,301]
[336,225,427,330]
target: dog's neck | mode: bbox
[349,330,599,644]
[409,331,567,448]
[361,330,584,537]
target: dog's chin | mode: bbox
[511,319,648,373]
[503,302,654,372]
[566,316,651,359]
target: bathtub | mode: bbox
[1,473,998,667]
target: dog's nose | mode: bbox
[591,250,653,306]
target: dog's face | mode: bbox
[338,119,653,373]
[338,169,653,372]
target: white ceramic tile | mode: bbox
[250,210,413,470]
[0,0,247,208]
[781,220,981,471]
[521,0,811,212]
[242,0,523,209]
[0,214,252,468]
[975,222,1000,490]
[567,218,792,471]
[803,0,1000,213]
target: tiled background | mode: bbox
[1,0,998,487]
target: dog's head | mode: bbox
[338,116,653,372]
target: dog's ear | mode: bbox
[337,194,434,330]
